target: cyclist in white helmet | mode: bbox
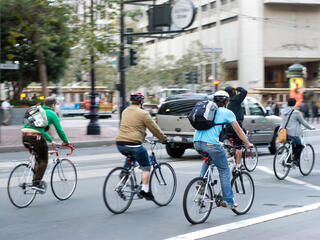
[193,90,252,209]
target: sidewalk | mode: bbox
[0,119,118,152]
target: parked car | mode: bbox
[156,95,282,158]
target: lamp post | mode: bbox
[87,0,100,135]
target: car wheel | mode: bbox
[166,144,185,158]
[269,130,280,155]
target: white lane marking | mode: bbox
[166,201,320,240]
[257,166,320,191]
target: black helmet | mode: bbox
[130,91,145,104]
[213,90,229,103]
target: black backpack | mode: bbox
[188,100,224,130]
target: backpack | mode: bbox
[188,100,224,130]
[24,105,48,128]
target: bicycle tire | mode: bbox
[150,162,177,206]
[7,163,36,208]
[299,144,315,176]
[103,167,134,214]
[183,177,213,224]
[243,145,259,172]
[231,171,255,215]
[273,146,291,180]
[51,159,77,201]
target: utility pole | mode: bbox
[119,0,126,119]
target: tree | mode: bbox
[0,0,76,98]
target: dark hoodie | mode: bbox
[281,106,313,137]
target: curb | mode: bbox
[0,139,115,153]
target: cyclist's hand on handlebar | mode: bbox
[311,127,316,130]
[245,142,253,149]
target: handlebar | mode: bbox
[50,143,74,156]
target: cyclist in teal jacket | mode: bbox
[22,96,69,192]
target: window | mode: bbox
[221,0,228,5]
[210,1,216,8]
[247,99,264,116]
[201,4,208,12]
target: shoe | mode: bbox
[220,201,238,209]
[119,170,128,183]
[139,190,154,201]
[31,184,45,192]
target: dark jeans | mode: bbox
[287,136,303,162]
[22,135,48,185]
[226,120,244,149]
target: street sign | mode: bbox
[202,48,223,54]
[0,63,19,70]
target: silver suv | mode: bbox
[157,95,282,158]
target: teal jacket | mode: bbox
[23,105,68,143]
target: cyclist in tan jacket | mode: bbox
[116,91,167,200]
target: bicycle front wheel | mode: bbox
[150,162,177,206]
[243,145,259,172]
[103,167,134,214]
[231,171,255,215]
[299,144,315,176]
[51,159,77,200]
[183,177,213,224]
[7,163,36,208]
[273,146,291,180]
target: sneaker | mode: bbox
[31,184,45,192]
[196,181,205,195]
[119,170,128,183]
[139,190,154,201]
[220,201,238,209]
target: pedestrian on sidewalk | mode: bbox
[311,101,319,124]
[1,98,12,126]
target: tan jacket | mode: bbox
[116,105,167,143]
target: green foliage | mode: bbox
[0,0,76,99]
[9,99,42,107]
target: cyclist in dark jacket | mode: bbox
[224,86,247,168]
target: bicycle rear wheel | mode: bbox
[243,145,259,172]
[273,146,291,180]
[183,177,213,224]
[150,162,177,206]
[231,171,255,215]
[7,163,36,208]
[51,159,77,200]
[103,167,134,214]
[299,144,315,176]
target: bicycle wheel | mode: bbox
[183,177,213,224]
[299,144,315,176]
[103,167,134,214]
[7,163,36,208]
[273,146,291,180]
[51,159,77,200]
[150,162,177,206]
[231,171,255,215]
[243,145,259,172]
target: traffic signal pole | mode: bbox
[119,1,126,118]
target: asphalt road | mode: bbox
[1,133,320,240]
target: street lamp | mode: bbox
[87,0,100,135]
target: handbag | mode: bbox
[278,110,294,143]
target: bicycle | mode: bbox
[103,139,177,214]
[7,143,77,208]
[273,135,315,180]
[223,134,259,172]
[183,144,255,224]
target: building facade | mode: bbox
[137,0,320,91]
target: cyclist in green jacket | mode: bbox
[22,96,69,192]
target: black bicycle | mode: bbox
[103,139,177,214]
[183,144,255,224]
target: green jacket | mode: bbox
[23,105,68,143]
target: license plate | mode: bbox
[173,136,182,142]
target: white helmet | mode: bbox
[213,90,229,103]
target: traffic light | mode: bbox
[129,49,137,66]
[126,28,133,44]
[193,71,198,84]
[185,72,191,84]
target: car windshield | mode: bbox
[158,99,200,116]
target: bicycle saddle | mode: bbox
[23,142,34,150]
[198,151,209,157]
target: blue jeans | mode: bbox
[194,141,234,205]
[116,144,151,171]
